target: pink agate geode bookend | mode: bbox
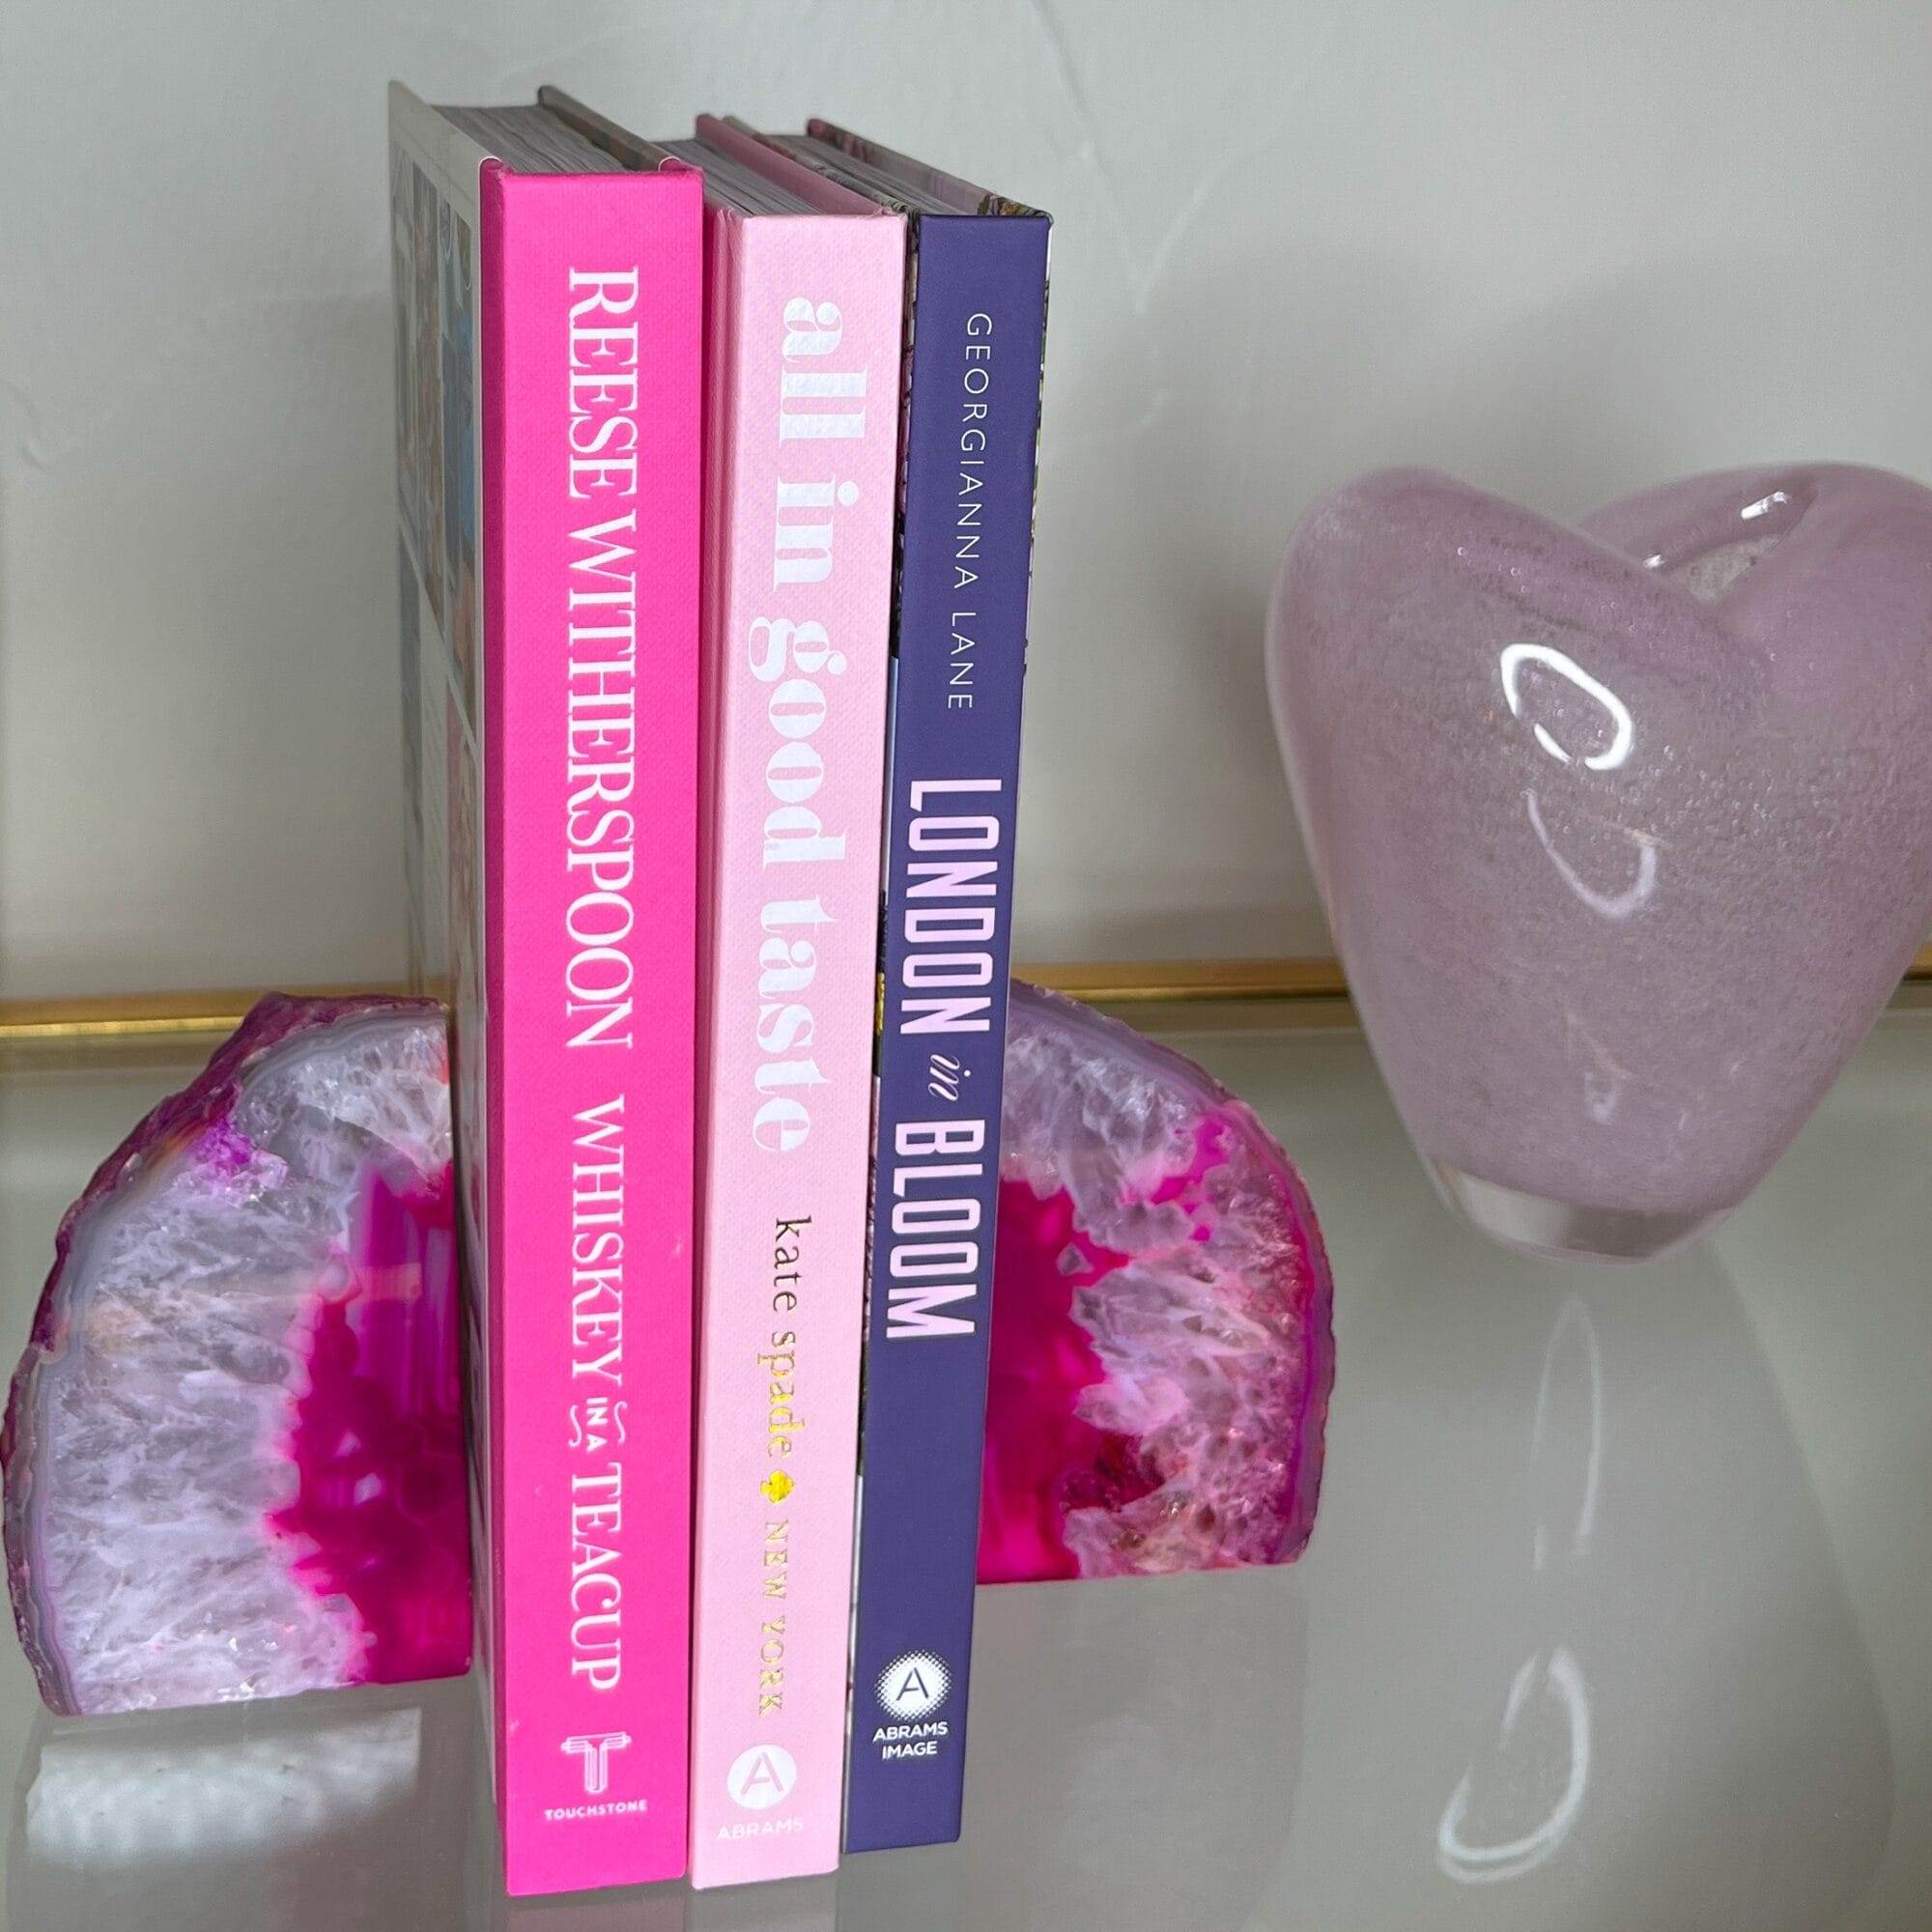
[4,984,1329,1716]
[980,982,1335,1582]
[1269,464,1932,1262]
[3,995,470,1716]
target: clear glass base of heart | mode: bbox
[1429,1161,1722,1264]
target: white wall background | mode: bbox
[7,0,1932,996]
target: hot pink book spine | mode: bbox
[687,179,906,1885]
[479,158,703,1897]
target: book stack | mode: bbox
[388,84,1049,1897]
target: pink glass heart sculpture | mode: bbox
[979,982,1335,1580]
[3,996,470,1715]
[1268,464,1932,1261]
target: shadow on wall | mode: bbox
[0,283,410,998]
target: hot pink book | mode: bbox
[388,85,702,1897]
[603,110,903,1888]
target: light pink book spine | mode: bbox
[687,137,906,1888]
[479,158,703,1896]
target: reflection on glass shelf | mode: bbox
[1435,1293,1601,1887]
[4,1676,835,1932]
[1377,1245,1889,1925]
[0,1015,1927,1929]
[10,1685,468,1931]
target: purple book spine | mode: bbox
[845,208,1050,1854]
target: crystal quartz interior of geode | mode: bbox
[1269,465,1932,1262]
[2,996,471,1716]
[980,982,1335,1581]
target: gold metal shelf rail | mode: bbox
[5,949,1931,1061]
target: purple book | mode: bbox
[765,122,1051,1854]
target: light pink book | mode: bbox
[388,85,703,1897]
[677,115,904,1887]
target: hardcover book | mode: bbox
[542,93,907,1889]
[388,84,703,1896]
[761,122,1051,1855]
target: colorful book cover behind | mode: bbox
[837,167,1051,1854]
[683,127,905,1889]
[388,86,702,1896]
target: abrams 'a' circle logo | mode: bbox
[726,1744,798,1811]
[877,1650,951,1719]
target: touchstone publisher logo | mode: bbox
[876,1650,951,1720]
[561,1730,631,1796]
[727,1744,799,1811]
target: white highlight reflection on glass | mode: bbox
[24,1708,422,1869]
[1499,643,1634,773]
[1435,1647,1592,1886]
[1580,1057,1624,1125]
[1530,1295,1603,1572]
[1524,791,1659,923]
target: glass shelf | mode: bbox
[1,1007,1927,1930]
